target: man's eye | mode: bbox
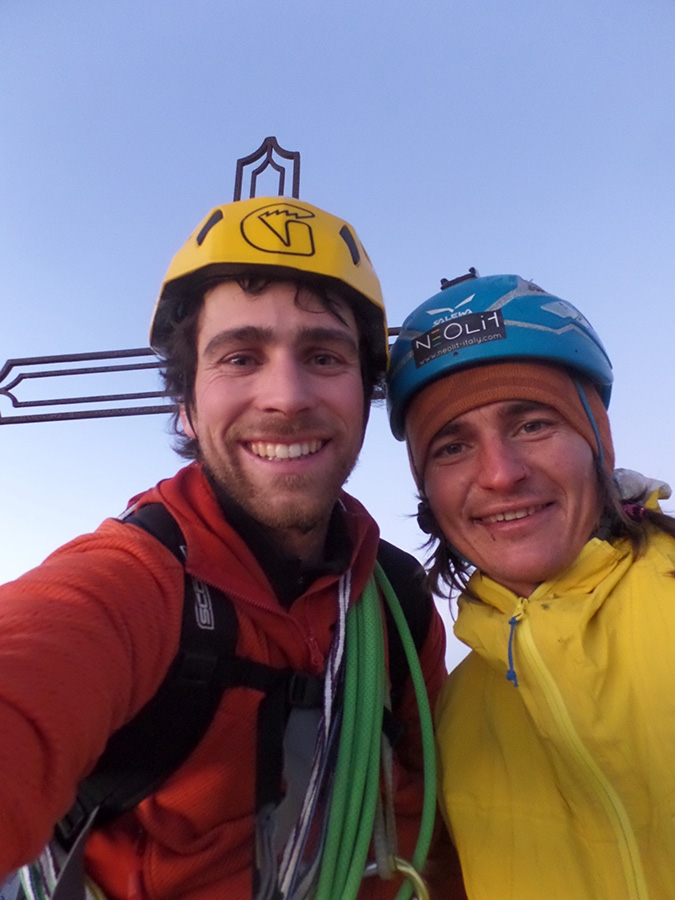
[225,353,256,366]
[432,441,464,459]
[311,352,341,366]
[521,418,550,434]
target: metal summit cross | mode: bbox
[0,137,303,426]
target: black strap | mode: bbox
[55,507,433,851]
[56,504,237,846]
[56,505,326,849]
[377,538,433,711]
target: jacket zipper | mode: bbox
[515,611,649,900]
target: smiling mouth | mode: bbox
[479,504,548,524]
[248,439,325,460]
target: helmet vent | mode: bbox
[339,225,361,265]
[196,210,224,246]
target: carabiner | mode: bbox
[393,856,430,900]
[363,856,429,900]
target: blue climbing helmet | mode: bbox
[387,272,613,440]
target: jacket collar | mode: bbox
[144,463,380,611]
[466,537,634,614]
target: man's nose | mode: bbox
[255,355,314,415]
[476,437,529,490]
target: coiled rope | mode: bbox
[315,563,436,900]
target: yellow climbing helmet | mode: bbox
[150,196,388,371]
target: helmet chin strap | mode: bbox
[573,378,605,471]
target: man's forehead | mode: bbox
[199,279,357,333]
[195,284,359,361]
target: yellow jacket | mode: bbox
[436,532,675,900]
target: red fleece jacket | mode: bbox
[0,464,454,899]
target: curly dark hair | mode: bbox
[157,275,386,459]
[418,461,675,600]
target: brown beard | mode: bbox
[203,451,357,537]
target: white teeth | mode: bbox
[250,440,323,460]
[484,506,538,524]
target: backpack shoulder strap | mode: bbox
[376,539,433,713]
[55,515,433,851]
[56,503,239,847]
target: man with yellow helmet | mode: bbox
[0,198,458,900]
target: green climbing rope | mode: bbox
[316,565,437,900]
[316,575,384,900]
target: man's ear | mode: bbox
[179,404,197,439]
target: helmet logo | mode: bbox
[241,203,316,256]
[425,293,476,318]
[412,311,506,368]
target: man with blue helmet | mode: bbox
[387,271,675,899]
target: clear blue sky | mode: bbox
[1,0,674,668]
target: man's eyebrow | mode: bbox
[202,325,358,359]
[202,326,272,358]
[432,420,463,440]
[432,400,556,440]
[296,326,359,353]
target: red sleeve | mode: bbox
[0,518,184,875]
